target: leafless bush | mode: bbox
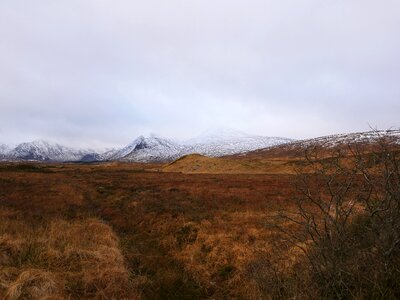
[271,131,400,299]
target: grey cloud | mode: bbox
[0,0,399,148]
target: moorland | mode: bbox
[1,133,400,299]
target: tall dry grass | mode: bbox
[0,208,139,299]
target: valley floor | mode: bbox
[3,145,399,300]
[0,162,297,299]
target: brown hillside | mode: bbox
[163,154,298,174]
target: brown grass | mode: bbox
[2,144,396,299]
[0,209,138,299]
[0,161,297,298]
[163,153,298,174]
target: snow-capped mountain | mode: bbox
[105,130,293,162]
[0,130,294,163]
[183,128,293,157]
[185,128,251,144]
[0,144,10,153]
[283,130,400,150]
[235,130,400,160]
[6,140,95,162]
[1,130,398,163]
[108,135,185,162]
[0,144,11,160]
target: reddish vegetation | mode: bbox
[0,162,299,299]
[1,137,399,299]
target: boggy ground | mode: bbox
[0,162,298,299]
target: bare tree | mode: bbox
[271,130,400,299]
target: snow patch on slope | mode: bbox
[283,130,400,149]
[184,128,293,157]
[109,129,294,162]
[109,134,186,162]
[8,140,95,162]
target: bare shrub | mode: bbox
[271,131,400,299]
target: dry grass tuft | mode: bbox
[0,213,138,299]
[5,269,61,300]
[0,235,24,265]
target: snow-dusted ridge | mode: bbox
[184,128,252,144]
[5,130,398,163]
[108,134,186,162]
[0,144,11,155]
[0,130,294,162]
[108,130,294,162]
[182,128,293,156]
[2,140,99,162]
[274,129,400,151]
[0,144,11,161]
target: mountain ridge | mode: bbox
[2,129,397,163]
[0,130,293,162]
[236,129,400,160]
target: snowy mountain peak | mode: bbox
[178,128,294,157]
[108,134,184,162]
[106,135,183,162]
[0,131,294,163]
[0,144,10,154]
[9,140,94,162]
[27,139,52,147]
[135,134,176,147]
[185,128,249,145]
[0,144,11,160]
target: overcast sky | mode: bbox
[0,0,399,148]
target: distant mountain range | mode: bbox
[286,130,400,149]
[0,140,99,162]
[2,129,398,163]
[239,129,400,159]
[0,129,293,162]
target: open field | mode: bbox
[0,161,300,299]
[162,154,299,174]
[1,139,399,299]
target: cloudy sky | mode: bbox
[0,0,399,148]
